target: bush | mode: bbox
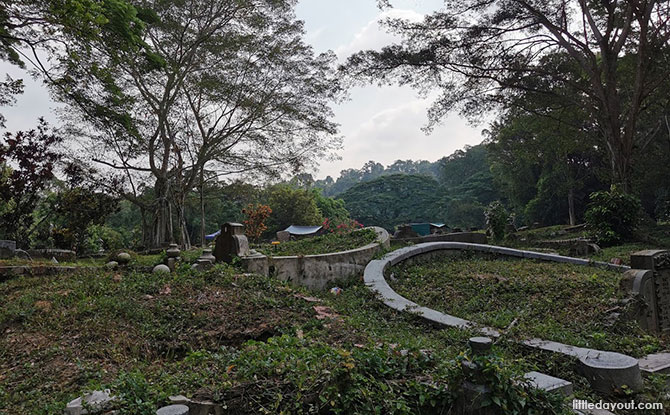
[585,186,641,246]
[81,224,125,254]
[484,201,511,241]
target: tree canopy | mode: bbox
[343,0,670,191]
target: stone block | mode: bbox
[157,405,189,415]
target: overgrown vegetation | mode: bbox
[1,261,573,414]
[389,253,667,357]
[254,228,377,256]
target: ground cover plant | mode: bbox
[0,258,572,414]
[389,253,669,357]
[254,228,377,257]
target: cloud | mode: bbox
[335,9,424,59]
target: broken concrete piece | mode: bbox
[64,389,116,415]
[524,371,573,397]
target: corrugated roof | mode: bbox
[284,225,322,235]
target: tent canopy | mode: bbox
[284,225,322,235]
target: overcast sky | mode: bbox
[0,0,485,180]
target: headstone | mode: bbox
[213,223,249,263]
[153,264,171,274]
[627,250,670,333]
[276,230,290,242]
[0,240,16,259]
[620,269,658,332]
[105,261,118,270]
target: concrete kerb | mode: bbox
[363,242,641,394]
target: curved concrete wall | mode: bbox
[363,242,642,394]
[243,227,390,290]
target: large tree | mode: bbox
[344,0,670,191]
[61,0,341,248]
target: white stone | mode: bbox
[153,264,171,274]
[156,404,189,415]
[105,261,118,269]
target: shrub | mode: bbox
[585,185,641,246]
[242,203,272,241]
[484,201,511,241]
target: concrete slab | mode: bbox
[639,352,670,374]
[524,371,573,396]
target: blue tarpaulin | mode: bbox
[284,225,322,236]
[205,230,220,241]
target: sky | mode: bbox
[0,0,485,180]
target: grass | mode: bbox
[254,228,377,257]
[389,252,668,357]
[0,261,574,415]
[2,238,669,414]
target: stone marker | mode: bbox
[213,222,249,263]
[156,405,189,415]
[105,261,118,269]
[153,264,171,274]
[117,252,131,265]
[64,389,116,415]
[524,371,573,396]
[276,230,290,242]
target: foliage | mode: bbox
[265,184,324,234]
[585,186,642,246]
[0,119,62,245]
[82,225,125,253]
[255,228,376,256]
[313,189,350,224]
[60,0,341,248]
[314,159,441,197]
[343,0,670,190]
[322,217,364,234]
[484,201,511,241]
[341,174,443,231]
[242,204,272,241]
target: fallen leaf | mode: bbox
[159,285,172,295]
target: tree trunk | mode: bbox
[200,169,206,247]
[567,187,576,226]
[151,177,172,248]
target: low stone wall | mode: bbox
[242,227,390,290]
[393,231,487,245]
[27,249,76,262]
[363,242,642,395]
